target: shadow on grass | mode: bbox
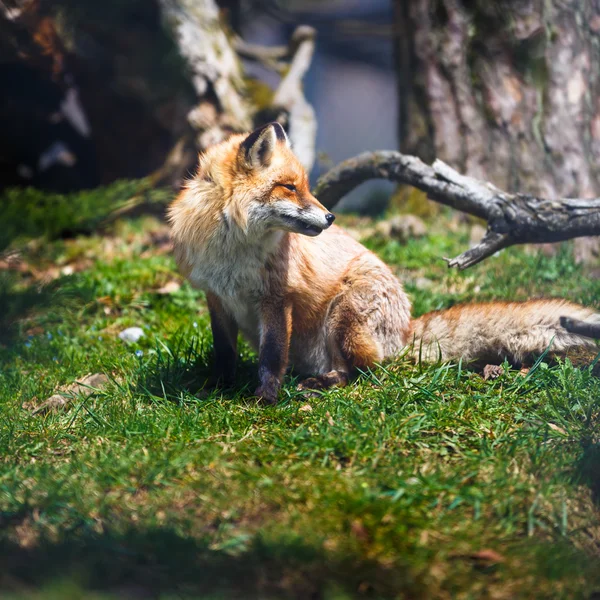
[575,439,600,506]
[0,272,96,346]
[136,333,258,403]
[0,525,417,599]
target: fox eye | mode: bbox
[279,183,296,192]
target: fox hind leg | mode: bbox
[296,331,352,394]
[297,259,411,396]
[297,291,383,395]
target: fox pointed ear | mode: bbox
[239,122,289,169]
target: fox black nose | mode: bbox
[325,213,336,226]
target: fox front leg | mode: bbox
[255,300,292,404]
[206,292,238,386]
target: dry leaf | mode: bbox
[32,373,110,415]
[548,423,567,435]
[299,404,313,412]
[483,364,504,380]
[468,549,505,564]
[0,252,28,273]
[350,519,370,543]
[326,411,335,426]
[157,281,181,294]
[25,326,45,337]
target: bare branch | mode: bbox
[232,37,288,71]
[444,232,510,269]
[271,26,317,171]
[232,25,318,171]
[314,151,600,269]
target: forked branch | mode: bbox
[237,25,317,171]
[314,151,600,269]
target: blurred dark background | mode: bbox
[0,0,397,208]
[2,0,600,213]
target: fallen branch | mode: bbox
[314,151,600,269]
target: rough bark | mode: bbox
[397,0,600,199]
[395,0,600,265]
[314,150,600,269]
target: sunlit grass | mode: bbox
[0,199,599,598]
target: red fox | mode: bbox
[168,122,600,403]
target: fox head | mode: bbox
[174,122,334,240]
[169,122,335,252]
[230,122,335,236]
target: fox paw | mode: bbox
[254,385,279,405]
[296,377,324,391]
[296,377,328,400]
[297,371,349,395]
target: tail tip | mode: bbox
[560,315,600,339]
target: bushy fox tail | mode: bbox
[410,300,600,366]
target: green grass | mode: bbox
[1,199,599,599]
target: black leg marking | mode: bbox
[207,294,238,386]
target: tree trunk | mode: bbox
[158,0,252,149]
[396,0,600,200]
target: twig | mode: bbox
[314,150,600,269]
[232,37,288,71]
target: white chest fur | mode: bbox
[181,228,283,347]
